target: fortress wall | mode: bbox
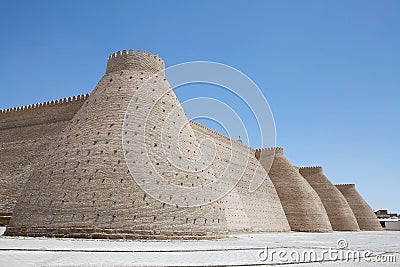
[6,50,228,239]
[0,95,88,133]
[1,49,377,237]
[257,148,332,232]
[336,184,382,231]
[299,167,359,231]
[190,121,290,232]
[0,96,87,215]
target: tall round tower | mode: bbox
[5,50,228,239]
[256,148,332,232]
[336,184,382,231]
[299,166,360,231]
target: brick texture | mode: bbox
[0,49,380,239]
[0,96,88,214]
[5,50,228,239]
[191,121,290,232]
[299,167,360,231]
[336,184,382,231]
[256,148,333,232]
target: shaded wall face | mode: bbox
[191,122,290,232]
[336,185,382,231]
[259,149,332,232]
[299,167,360,231]
[0,98,87,214]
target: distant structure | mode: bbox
[375,210,400,230]
[375,209,398,219]
[0,49,381,238]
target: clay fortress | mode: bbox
[0,50,381,239]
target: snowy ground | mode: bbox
[0,227,398,266]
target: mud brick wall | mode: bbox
[336,184,382,231]
[190,121,290,232]
[299,166,359,231]
[256,148,332,232]
[6,50,228,239]
[2,49,380,238]
[0,95,87,214]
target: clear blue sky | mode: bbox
[0,0,399,212]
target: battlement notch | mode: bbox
[299,166,323,174]
[255,147,283,160]
[0,94,89,115]
[106,49,165,75]
[335,183,356,188]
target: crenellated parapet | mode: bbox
[298,166,323,174]
[0,94,89,115]
[255,147,284,152]
[0,94,89,131]
[299,166,322,169]
[254,147,283,160]
[336,183,356,188]
[189,120,251,151]
[106,49,165,75]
